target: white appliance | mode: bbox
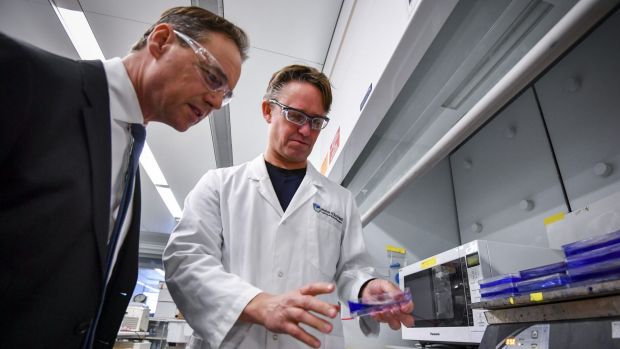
[120,303,150,332]
[399,240,563,344]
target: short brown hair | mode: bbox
[131,6,249,61]
[264,65,332,114]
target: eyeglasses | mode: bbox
[269,99,330,130]
[174,30,234,106]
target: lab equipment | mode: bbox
[120,303,150,332]
[399,240,563,344]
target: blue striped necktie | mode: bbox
[83,123,146,348]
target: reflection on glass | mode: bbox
[404,258,468,327]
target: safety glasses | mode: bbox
[174,30,234,106]
[269,99,330,130]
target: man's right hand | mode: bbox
[239,282,338,348]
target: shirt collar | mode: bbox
[102,57,144,125]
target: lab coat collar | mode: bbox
[248,154,325,220]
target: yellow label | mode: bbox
[386,245,406,254]
[509,297,515,305]
[530,292,544,302]
[320,154,328,175]
[421,256,437,269]
[544,212,565,225]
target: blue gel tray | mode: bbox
[479,273,521,289]
[566,243,620,269]
[516,273,569,293]
[562,229,620,257]
[568,258,620,284]
[520,261,567,280]
[348,288,412,318]
[480,287,519,301]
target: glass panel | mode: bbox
[450,88,567,246]
[404,257,468,327]
[535,8,620,210]
[342,0,578,216]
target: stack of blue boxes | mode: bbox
[479,229,620,301]
[565,229,620,284]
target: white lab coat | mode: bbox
[163,155,377,349]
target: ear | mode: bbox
[261,100,272,124]
[147,24,175,59]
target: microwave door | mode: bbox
[405,257,469,327]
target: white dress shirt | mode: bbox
[102,57,144,278]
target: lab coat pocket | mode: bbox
[307,214,342,279]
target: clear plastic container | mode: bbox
[516,272,570,293]
[566,243,620,270]
[479,273,521,289]
[562,229,620,257]
[520,261,567,280]
[479,273,521,300]
[567,257,620,284]
[348,288,412,318]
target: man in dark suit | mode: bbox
[0,6,248,348]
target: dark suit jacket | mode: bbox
[0,32,140,348]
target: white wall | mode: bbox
[309,0,413,171]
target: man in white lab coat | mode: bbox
[163,64,414,349]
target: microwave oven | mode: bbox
[399,240,563,344]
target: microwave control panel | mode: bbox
[465,251,483,303]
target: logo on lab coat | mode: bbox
[312,203,343,224]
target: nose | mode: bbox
[204,91,223,110]
[297,119,312,136]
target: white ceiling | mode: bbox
[0,0,343,235]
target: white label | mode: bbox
[472,309,488,330]
[612,321,620,338]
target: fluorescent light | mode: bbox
[155,186,183,218]
[139,143,168,185]
[154,268,165,277]
[140,144,184,218]
[50,0,184,220]
[49,0,104,60]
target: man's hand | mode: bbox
[360,279,414,330]
[240,282,338,348]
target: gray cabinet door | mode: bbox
[534,9,620,211]
[450,88,567,246]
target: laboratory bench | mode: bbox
[473,279,620,348]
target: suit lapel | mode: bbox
[79,60,111,277]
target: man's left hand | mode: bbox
[360,279,414,330]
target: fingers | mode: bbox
[299,282,335,296]
[293,294,338,319]
[401,300,414,314]
[399,313,415,328]
[283,322,321,348]
[296,283,338,319]
[370,301,415,330]
[288,307,333,334]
